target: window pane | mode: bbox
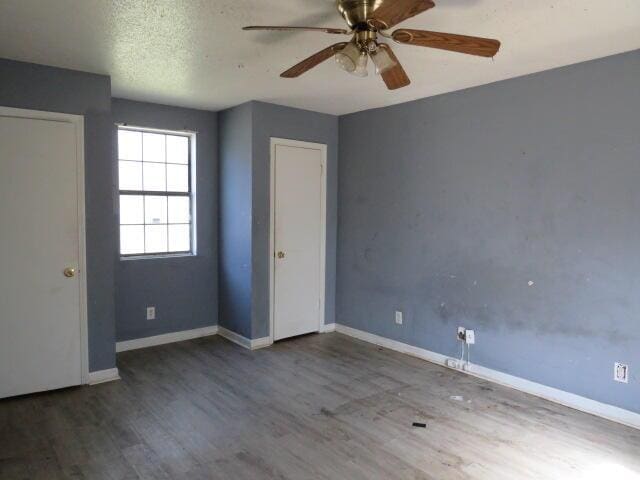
[120,225,144,255]
[144,195,167,225]
[145,225,167,253]
[168,224,190,252]
[143,133,166,163]
[119,161,142,190]
[118,128,194,257]
[118,130,142,160]
[143,162,166,191]
[168,196,190,223]
[166,135,189,164]
[120,195,143,225]
[167,164,189,192]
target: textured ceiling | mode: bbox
[1,0,639,115]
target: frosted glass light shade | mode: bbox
[371,46,396,74]
[353,52,369,77]
[335,41,361,73]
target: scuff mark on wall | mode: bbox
[336,50,640,413]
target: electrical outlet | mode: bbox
[446,358,461,369]
[457,327,466,341]
[465,330,475,345]
[446,358,473,371]
[395,311,403,325]
[614,363,629,383]
[146,306,156,320]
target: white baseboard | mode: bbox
[116,326,219,353]
[335,324,640,431]
[251,336,273,350]
[320,323,336,333]
[218,327,272,350]
[218,327,252,348]
[87,367,120,385]
[336,324,449,364]
[463,362,640,430]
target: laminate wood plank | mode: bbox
[1,332,638,479]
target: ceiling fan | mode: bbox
[243,0,501,90]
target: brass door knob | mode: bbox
[277,251,285,259]
[63,267,76,278]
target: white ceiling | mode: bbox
[1,0,639,115]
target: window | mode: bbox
[117,127,194,257]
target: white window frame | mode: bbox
[117,125,197,259]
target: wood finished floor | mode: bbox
[1,332,639,479]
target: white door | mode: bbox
[272,140,326,341]
[0,109,85,398]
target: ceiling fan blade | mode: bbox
[370,0,435,30]
[281,43,348,78]
[392,29,501,57]
[243,26,350,35]
[378,45,411,90]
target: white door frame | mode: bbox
[0,106,89,384]
[269,137,327,344]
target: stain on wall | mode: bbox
[337,50,640,413]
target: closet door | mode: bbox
[271,139,326,341]
[0,109,85,398]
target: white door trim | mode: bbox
[269,137,327,345]
[0,106,89,385]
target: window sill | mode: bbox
[120,253,196,262]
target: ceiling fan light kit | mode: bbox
[335,40,361,74]
[353,51,369,77]
[243,0,501,90]
[370,46,395,74]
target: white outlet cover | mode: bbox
[395,311,403,325]
[614,363,629,383]
[465,330,476,344]
[146,306,156,320]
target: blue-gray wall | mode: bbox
[112,99,218,341]
[218,103,254,339]
[4,50,638,416]
[218,101,339,339]
[251,101,339,338]
[337,50,640,413]
[0,58,116,371]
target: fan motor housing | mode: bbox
[336,0,384,29]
